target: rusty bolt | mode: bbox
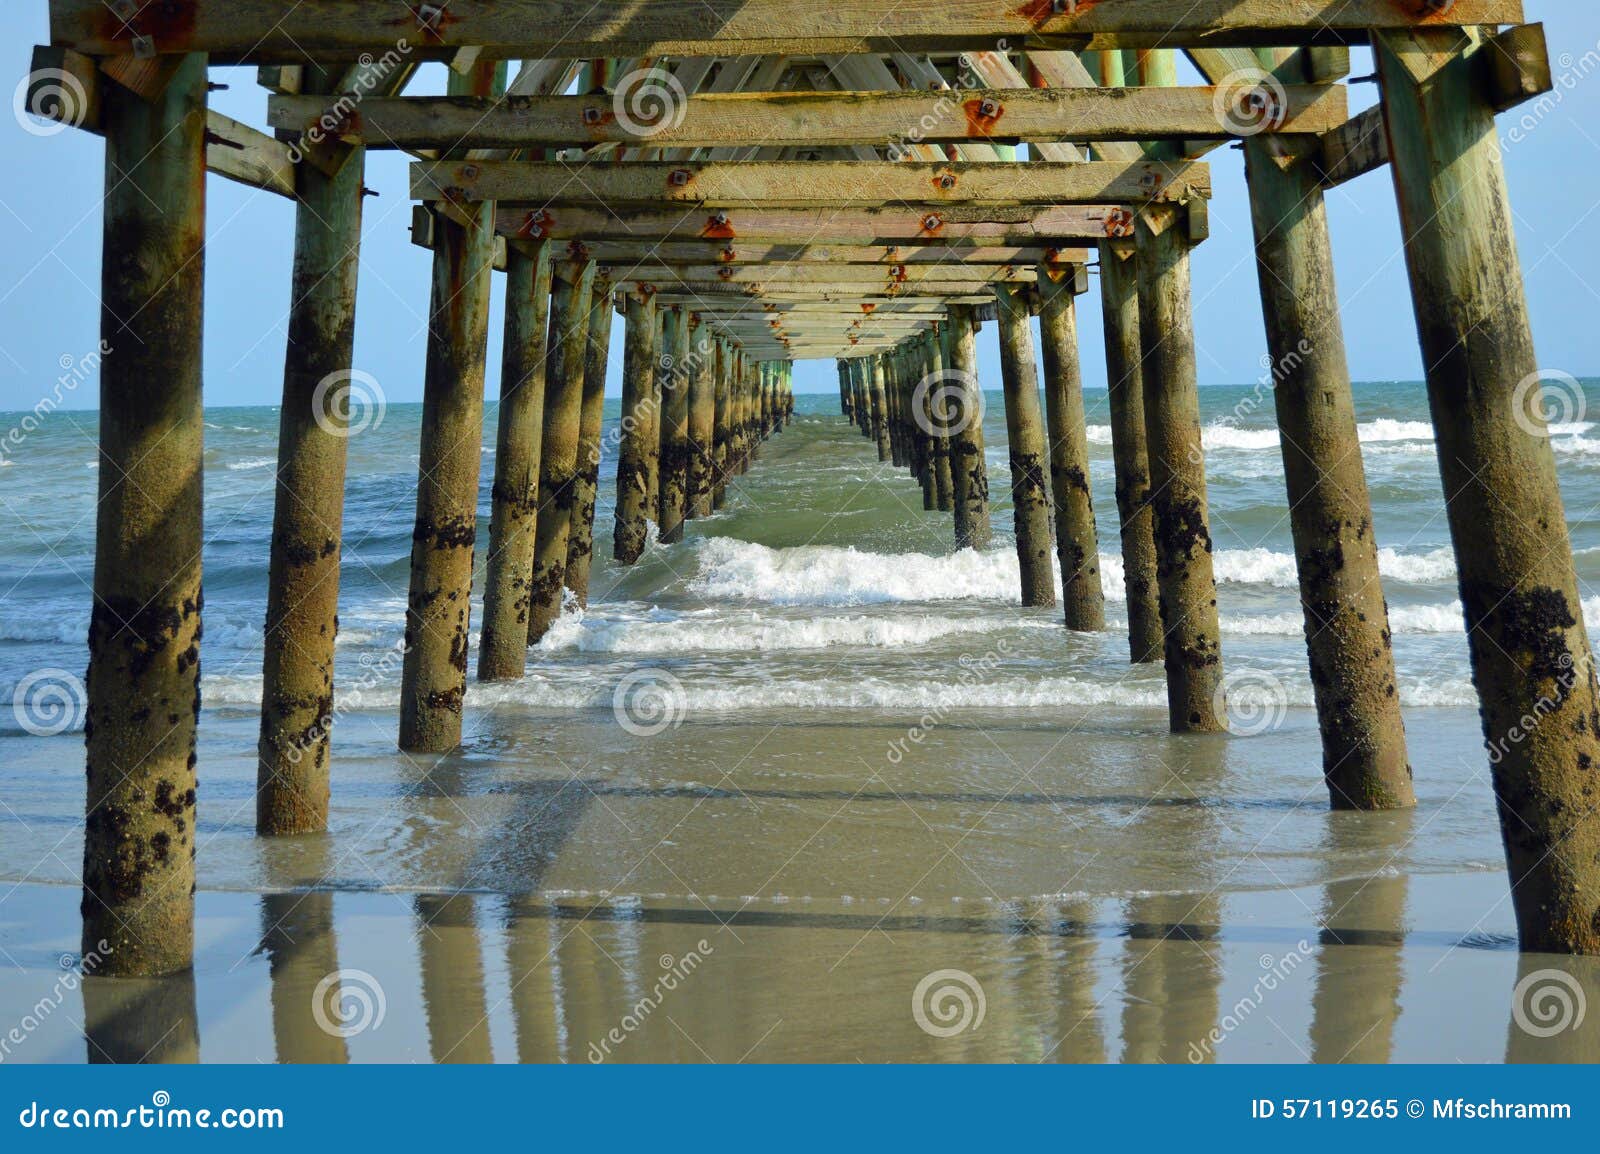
[460,164,480,181]
[131,34,156,59]
[922,214,943,232]
[719,246,736,262]
[582,106,604,125]
[937,172,957,190]
[1051,0,1079,13]
[668,168,693,187]
[418,4,446,30]
[711,211,730,228]
[111,0,137,16]
[978,98,1001,120]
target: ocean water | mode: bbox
[4,380,1600,1063]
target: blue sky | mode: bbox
[1,2,1596,409]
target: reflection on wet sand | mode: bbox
[259,891,349,1064]
[1309,875,1408,1064]
[32,873,1600,1063]
[83,971,199,1064]
[416,894,494,1063]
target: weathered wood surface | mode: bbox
[598,263,1041,285]
[411,159,1211,206]
[275,86,1347,151]
[568,242,1091,266]
[1319,106,1389,187]
[55,0,1524,61]
[494,204,1118,245]
[28,46,297,197]
[1377,27,1600,954]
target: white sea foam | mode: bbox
[225,457,276,472]
[200,669,1480,712]
[691,538,1461,607]
[537,606,1010,653]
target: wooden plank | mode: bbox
[411,159,1210,206]
[611,278,1012,296]
[1319,105,1388,187]
[599,263,1040,286]
[572,241,1090,265]
[52,1,1526,62]
[25,47,297,198]
[494,204,1119,245]
[271,86,1349,151]
[204,110,297,197]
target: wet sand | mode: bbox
[2,870,1598,1063]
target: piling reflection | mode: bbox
[416,894,494,1063]
[1309,875,1408,1064]
[1119,736,1227,1064]
[82,970,199,1064]
[1504,954,1600,1063]
[258,890,349,1063]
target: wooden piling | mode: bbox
[870,356,892,463]
[946,305,992,549]
[400,63,502,752]
[1099,241,1164,664]
[994,284,1056,608]
[257,63,365,834]
[1378,29,1600,951]
[84,52,208,977]
[613,292,658,565]
[713,338,733,509]
[479,241,553,681]
[925,333,956,512]
[688,322,717,518]
[1036,266,1108,632]
[399,199,498,749]
[526,259,597,644]
[1244,130,1414,810]
[563,283,615,606]
[657,307,692,543]
[1137,211,1225,733]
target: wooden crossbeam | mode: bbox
[271,86,1347,151]
[26,45,296,197]
[495,204,1120,245]
[52,1,1525,62]
[600,263,1041,286]
[573,241,1090,266]
[410,159,1209,207]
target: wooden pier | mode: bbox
[23,1,1593,971]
